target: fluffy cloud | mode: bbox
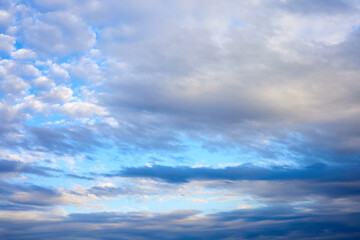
[11,49,37,60]
[41,86,73,103]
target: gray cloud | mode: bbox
[0,0,359,161]
[0,159,59,177]
[0,206,359,240]
[1,2,360,239]
[28,125,105,155]
[280,0,352,15]
[20,11,95,58]
[113,163,360,183]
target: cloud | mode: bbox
[281,0,351,15]
[65,173,94,181]
[10,49,37,60]
[0,206,359,240]
[0,159,59,177]
[113,163,360,183]
[0,34,14,54]
[0,181,71,208]
[0,9,13,32]
[20,11,95,57]
[1,1,360,239]
[60,101,107,117]
[28,125,105,154]
[93,163,360,203]
[0,0,358,160]
[32,76,55,90]
[40,86,73,103]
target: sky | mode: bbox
[1,0,360,239]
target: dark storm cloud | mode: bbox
[113,163,360,183]
[0,206,359,240]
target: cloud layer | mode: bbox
[1,0,360,239]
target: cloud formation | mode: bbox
[1,0,360,239]
[116,163,360,183]
[0,206,359,240]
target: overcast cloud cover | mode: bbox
[1,0,360,239]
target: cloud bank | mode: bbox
[1,0,360,239]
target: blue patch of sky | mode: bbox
[0,52,11,59]
[69,76,87,91]
[182,138,259,167]
[84,137,261,174]
[26,115,65,127]
[14,41,24,50]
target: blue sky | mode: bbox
[1,0,360,239]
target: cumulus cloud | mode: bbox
[41,86,73,103]
[1,76,29,96]
[11,49,37,60]
[32,76,55,90]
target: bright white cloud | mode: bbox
[41,86,73,103]
[11,49,37,60]
[61,101,107,118]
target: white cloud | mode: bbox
[0,59,40,78]
[41,86,73,103]
[19,95,49,113]
[189,198,208,204]
[0,33,14,53]
[70,56,102,82]
[1,76,29,96]
[236,204,253,209]
[61,101,107,118]
[32,76,55,90]
[11,49,37,60]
